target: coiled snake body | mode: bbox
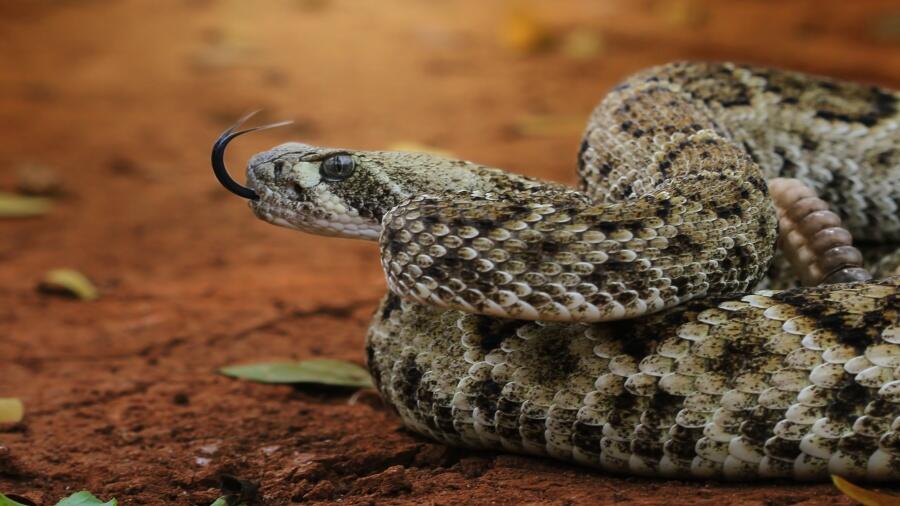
[212,63,900,481]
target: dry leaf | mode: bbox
[513,113,586,137]
[387,142,454,158]
[868,10,900,42]
[38,269,100,301]
[0,398,23,424]
[656,0,708,29]
[832,475,900,506]
[0,192,51,218]
[294,0,330,11]
[561,28,605,61]
[499,2,554,54]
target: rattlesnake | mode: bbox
[211,62,900,482]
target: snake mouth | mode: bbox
[211,111,293,201]
[246,176,382,240]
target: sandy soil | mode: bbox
[1,1,899,504]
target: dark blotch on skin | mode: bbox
[720,96,751,107]
[714,202,743,219]
[380,293,402,321]
[825,382,867,425]
[740,408,778,443]
[876,149,896,166]
[433,404,458,434]
[474,378,502,416]
[572,422,605,453]
[838,432,879,455]
[631,433,664,460]
[598,162,614,178]
[764,437,802,460]
[540,240,560,253]
[658,160,671,177]
[474,316,522,351]
[813,87,897,126]
[365,342,381,391]
[577,139,589,173]
[667,234,694,254]
[665,435,698,461]
[655,199,672,218]
[399,355,424,410]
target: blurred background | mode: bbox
[1,1,899,503]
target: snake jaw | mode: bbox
[249,191,382,240]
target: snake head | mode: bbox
[244,142,413,239]
[212,113,418,240]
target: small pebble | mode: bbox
[16,162,62,196]
[199,443,220,455]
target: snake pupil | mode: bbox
[321,154,355,181]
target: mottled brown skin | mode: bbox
[366,277,900,481]
[238,62,900,481]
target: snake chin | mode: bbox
[249,191,381,239]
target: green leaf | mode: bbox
[209,498,247,506]
[220,359,373,388]
[211,495,247,506]
[38,269,99,301]
[55,491,117,506]
[0,493,35,506]
[0,398,24,423]
[0,192,51,218]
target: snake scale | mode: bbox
[212,62,900,482]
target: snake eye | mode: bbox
[320,154,355,181]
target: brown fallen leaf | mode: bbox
[38,269,100,301]
[0,399,23,423]
[832,475,900,506]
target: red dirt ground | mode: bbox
[1,1,899,504]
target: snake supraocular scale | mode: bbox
[212,62,900,481]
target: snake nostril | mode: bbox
[273,160,286,177]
